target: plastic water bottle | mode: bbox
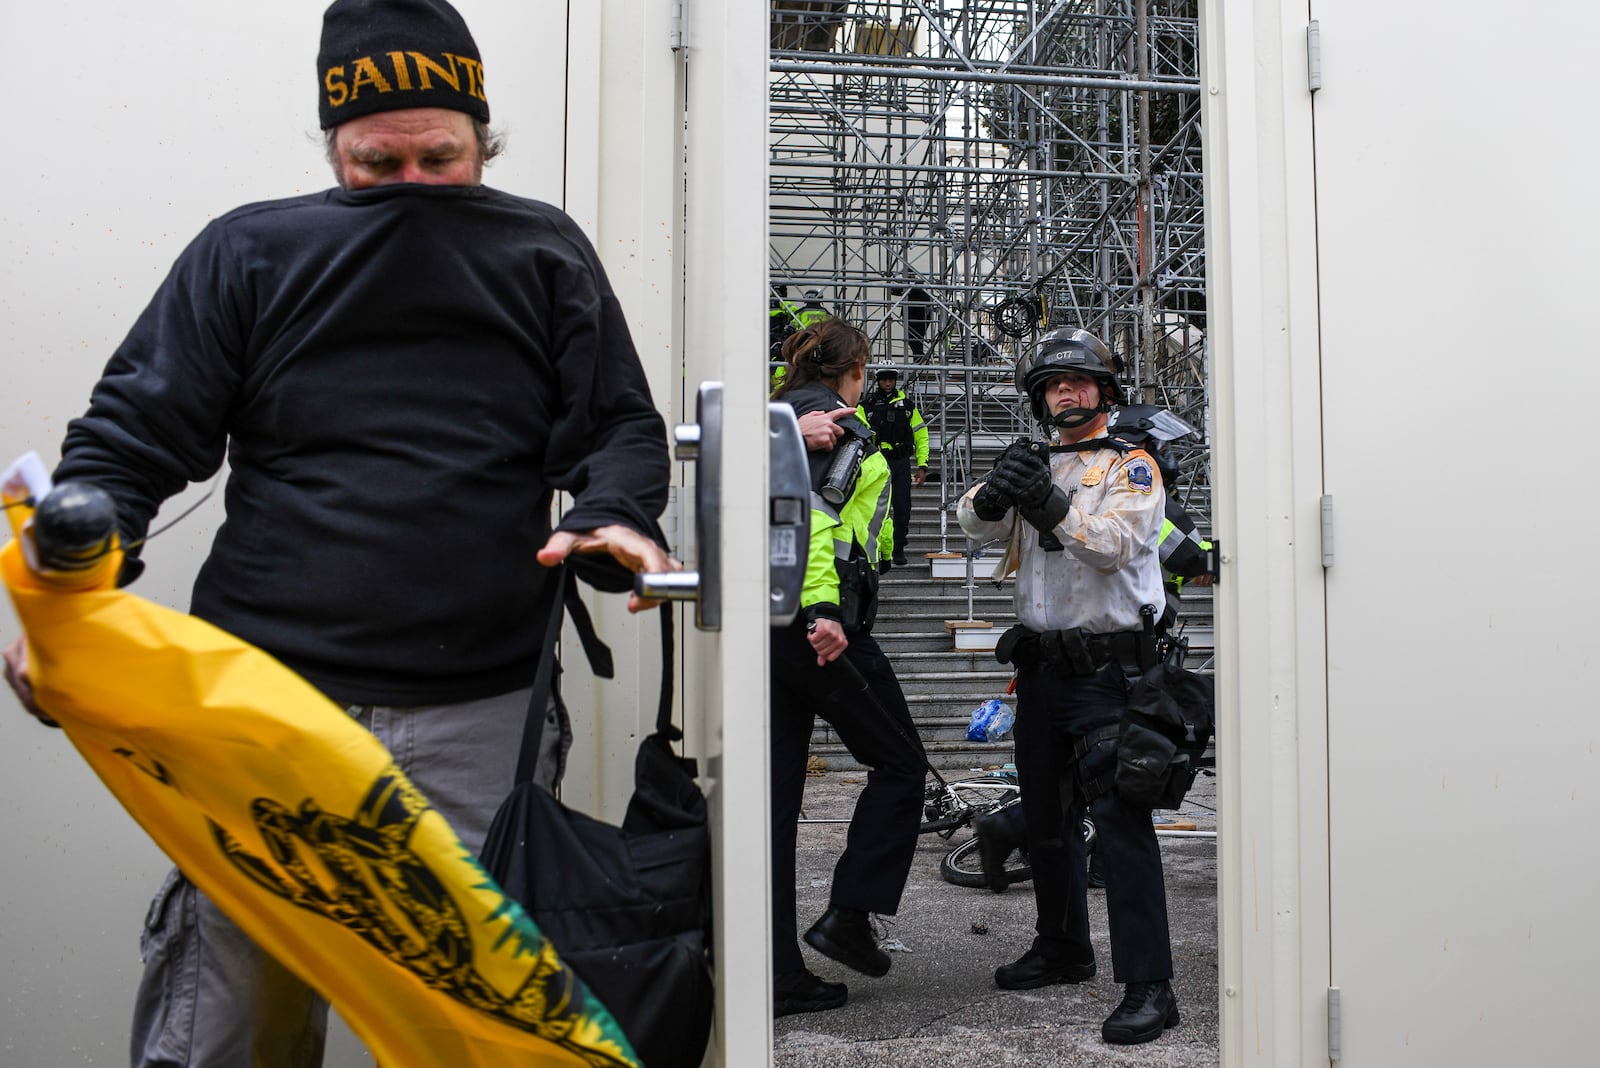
[966,698,1016,743]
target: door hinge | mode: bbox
[1327,985,1343,1061]
[670,0,687,51]
[1307,20,1323,93]
[1320,494,1335,568]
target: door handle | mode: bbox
[638,382,724,630]
[634,383,812,630]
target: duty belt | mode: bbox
[995,624,1147,675]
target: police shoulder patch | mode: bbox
[1123,458,1155,493]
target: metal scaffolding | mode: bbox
[768,0,1208,535]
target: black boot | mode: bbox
[774,969,847,1017]
[1101,980,1180,1044]
[973,802,1027,893]
[994,945,1096,990]
[804,905,890,977]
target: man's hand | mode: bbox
[3,638,58,728]
[797,407,855,452]
[807,617,847,666]
[989,448,1054,509]
[538,525,682,612]
[912,466,928,486]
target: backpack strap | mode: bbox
[653,602,683,744]
[513,566,678,786]
[512,568,574,787]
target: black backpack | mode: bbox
[479,569,713,1068]
[1114,663,1215,810]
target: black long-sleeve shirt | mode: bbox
[55,182,668,705]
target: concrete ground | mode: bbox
[775,767,1218,1067]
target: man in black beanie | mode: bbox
[2,2,674,1065]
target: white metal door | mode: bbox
[1314,3,1600,1063]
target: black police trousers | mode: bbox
[770,618,927,974]
[1012,657,1174,983]
[884,454,913,556]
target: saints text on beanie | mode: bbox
[317,0,489,130]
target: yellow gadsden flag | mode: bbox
[0,538,638,1068]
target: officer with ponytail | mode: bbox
[768,320,927,1017]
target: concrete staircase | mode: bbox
[810,479,1215,772]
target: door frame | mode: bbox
[1199,2,1331,1065]
[675,2,776,1064]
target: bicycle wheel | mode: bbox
[940,834,1032,889]
[920,776,1020,837]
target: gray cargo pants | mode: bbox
[129,685,565,1068]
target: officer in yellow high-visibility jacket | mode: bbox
[858,367,929,566]
[769,285,804,392]
[771,290,834,395]
[794,288,832,328]
[767,319,925,1019]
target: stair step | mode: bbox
[901,693,1010,711]
[896,673,1011,695]
[808,739,1014,772]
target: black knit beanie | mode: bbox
[318,0,489,130]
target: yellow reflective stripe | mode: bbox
[848,452,892,565]
[863,474,891,557]
[810,489,842,526]
[805,497,842,606]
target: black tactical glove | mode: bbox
[1018,485,1073,537]
[971,480,1013,521]
[990,448,1075,536]
[989,449,1054,509]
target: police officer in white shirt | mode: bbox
[956,327,1179,1046]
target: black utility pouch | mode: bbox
[1041,627,1095,674]
[995,623,1032,666]
[1114,664,1215,810]
[838,552,879,634]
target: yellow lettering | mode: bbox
[387,51,413,91]
[349,56,394,100]
[408,51,460,92]
[451,55,486,101]
[324,66,348,108]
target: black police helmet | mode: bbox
[1014,328,1123,422]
